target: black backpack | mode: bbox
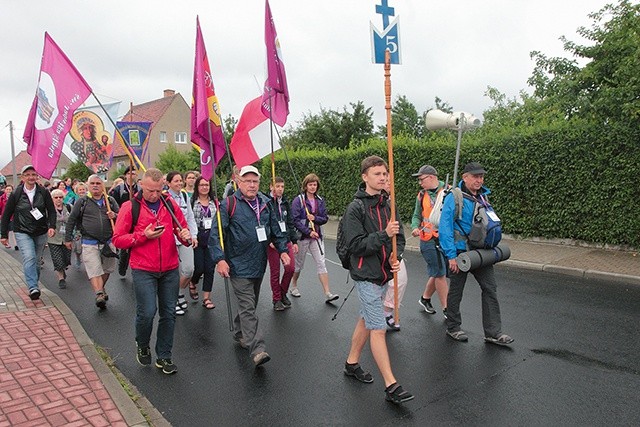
[336,199,364,270]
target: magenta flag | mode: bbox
[191,17,226,180]
[231,96,281,168]
[261,0,290,127]
[23,33,92,179]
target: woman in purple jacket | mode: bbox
[290,174,339,303]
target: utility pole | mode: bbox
[9,121,17,186]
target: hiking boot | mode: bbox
[446,330,468,342]
[95,292,107,310]
[484,334,514,346]
[325,293,339,303]
[344,362,373,383]
[290,287,301,297]
[385,315,401,331]
[253,352,271,367]
[273,300,286,311]
[281,294,292,307]
[29,288,41,300]
[155,358,177,375]
[136,345,151,366]
[385,383,414,404]
[419,297,436,314]
[58,279,67,289]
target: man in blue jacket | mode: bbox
[439,162,514,346]
[210,165,291,367]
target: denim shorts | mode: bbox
[355,280,386,330]
[420,239,447,277]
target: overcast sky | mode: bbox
[0,0,610,170]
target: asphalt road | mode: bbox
[20,241,640,426]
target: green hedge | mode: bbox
[261,120,639,248]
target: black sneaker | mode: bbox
[136,345,151,366]
[155,358,177,374]
[95,292,107,310]
[29,288,41,300]
[344,362,374,383]
[281,294,291,307]
[443,308,448,319]
[58,279,66,289]
[385,383,414,404]
[385,315,400,331]
[419,297,436,314]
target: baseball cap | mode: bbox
[462,162,486,175]
[21,165,36,174]
[411,165,438,177]
[238,165,261,177]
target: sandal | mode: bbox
[202,299,215,310]
[484,334,514,346]
[189,282,199,300]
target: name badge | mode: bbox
[203,218,213,230]
[30,208,43,220]
[59,225,66,235]
[487,210,500,222]
[278,221,287,233]
[256,225,267,242]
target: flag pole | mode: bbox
[384,49,399,325]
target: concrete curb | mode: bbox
[44,288,171,427]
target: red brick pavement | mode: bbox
[0,307,126,427]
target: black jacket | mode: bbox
[65,196,119,243]
[268,193,298,245]
[0,184,56,237]
[342,183,405,285]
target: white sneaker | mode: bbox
[290,288,301,297]
[325,293,339,303]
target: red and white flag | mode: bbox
[230,96,280,168]
[23,33,92,179]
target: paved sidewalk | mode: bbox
[322,218,640,285]
[0,249,167,427]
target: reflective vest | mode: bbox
[419,189,442,241]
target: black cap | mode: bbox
[123,166,137,174]
[462,162,486,175]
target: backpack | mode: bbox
[460,193,502,249]
[336,199,365,270]
[429,187,464,230]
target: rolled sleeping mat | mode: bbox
[456,243,511,272]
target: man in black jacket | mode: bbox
[65,174,119,309]
[109,166,140,277]
[0,165,56,300]
[341,156,414,404]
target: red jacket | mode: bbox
[112,194,188,273]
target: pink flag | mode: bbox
[191,17,227,180]
[23,33,92,179]
[231,97,280,168]
[261,0,289,127]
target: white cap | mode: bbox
[238,165,261,177]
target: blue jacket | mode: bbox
[439,182,492,260]
[209,190,288,279]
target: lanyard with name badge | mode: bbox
[244,197,267,242]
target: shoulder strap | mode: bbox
[130,198,141,234]
[227,195,237,218]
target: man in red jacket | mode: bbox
[113,168,191,375]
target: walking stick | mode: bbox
[331,272,355,321]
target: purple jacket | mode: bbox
[291,194,328,240]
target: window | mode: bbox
[175,132,187,144]
[117,161,125,171]
[159,131,167,143]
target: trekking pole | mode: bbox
[331,273,356,321]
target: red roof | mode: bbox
[112,93,182,157]
[0,150,32,176]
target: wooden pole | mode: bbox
[384,49,399,324]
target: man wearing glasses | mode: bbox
[65,175,119,309]
[210,165,291,368]
[1,165,56,300]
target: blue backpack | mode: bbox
[459,193,502,249]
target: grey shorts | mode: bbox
[82,243,117,279]
[355,280,387,330]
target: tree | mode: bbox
[378,95,427,139]
[527,0,640,123]
[155,144,200,173]
[62,160,92,182]
[281,101,375,150]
